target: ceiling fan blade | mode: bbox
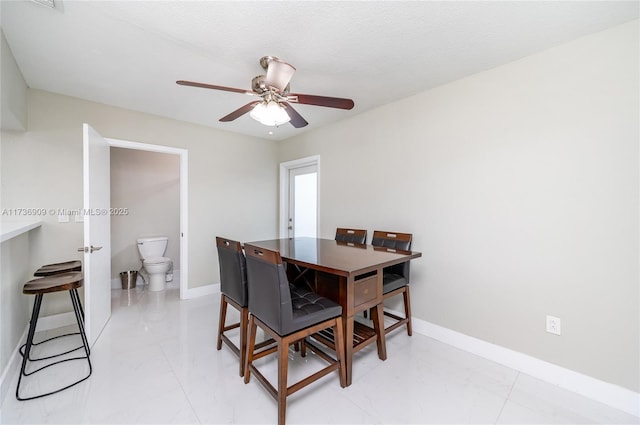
[177,80,254,95]
[264,58,296,92]
[286,93,354,110]
[219,101,261,122]
[281,102,308,128]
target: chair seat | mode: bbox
[382,273,407,294]
[34,261,82,277]
[288,285,342,335]
[23,272,83,295]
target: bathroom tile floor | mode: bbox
[1,285,638,424]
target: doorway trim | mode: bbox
[279,155,320,238]
[106,137,189,300]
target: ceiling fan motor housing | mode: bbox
[251,75,267,94]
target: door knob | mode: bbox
[77,246,103,253]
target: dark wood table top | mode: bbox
[246,237,421,277]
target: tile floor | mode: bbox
[1,285,638,424]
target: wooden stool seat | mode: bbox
[16,271,91,401]
[34,260,82,277]
[23,272,83,294]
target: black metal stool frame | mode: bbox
[19,288,88,362]
[16,287,92,401]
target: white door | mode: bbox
[288,164,317,238]
[82,123,111,346]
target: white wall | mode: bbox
[1,89,280,303]
[110,148,180,280]
[0,232,32,399]
[279,20,639,392]
[0,27,31,402]
[0,29,27,131]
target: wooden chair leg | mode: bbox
[217,294,227,350]
[244,316,257,384]
[371,303,387,361]
[239,307,249,377]
[277,340,289,425]
[300,338,307,357]
[404,286,412,336]
[333,316,347,388]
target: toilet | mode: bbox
[137,236,173,291]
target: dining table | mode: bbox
[245,237,422,386]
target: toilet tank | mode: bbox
[137,236,168,260]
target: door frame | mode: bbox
[279,155,320,238]
[106,137,189,299]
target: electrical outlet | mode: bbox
[546,315,561,335]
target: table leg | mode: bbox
[344,314,354,386]
[371,303,387,361]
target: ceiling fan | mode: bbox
[176,56,355,128]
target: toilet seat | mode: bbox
[143,257,171,265]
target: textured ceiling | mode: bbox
[1,1,638,141]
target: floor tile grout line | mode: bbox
[156,333,203,425]
[494,370,520,424]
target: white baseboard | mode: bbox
[182,283,218,300]
[401,312,640,418]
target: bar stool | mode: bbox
[33,260,84,320]
[34,260,82,276]
[16,271,92,401]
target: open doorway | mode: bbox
[110,148,180,292]
[106,138,189,299]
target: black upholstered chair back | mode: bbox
[216,237,248,307]
[371,230,413,279]
[371,231,412,250]
[335,228,367,245]
[244,244,294,336]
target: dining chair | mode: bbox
[215,236,250,377]
[243,243,346,425]
[371,230,413,336]
[334,227,367,244]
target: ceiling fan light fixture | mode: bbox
[250,101,290,126]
